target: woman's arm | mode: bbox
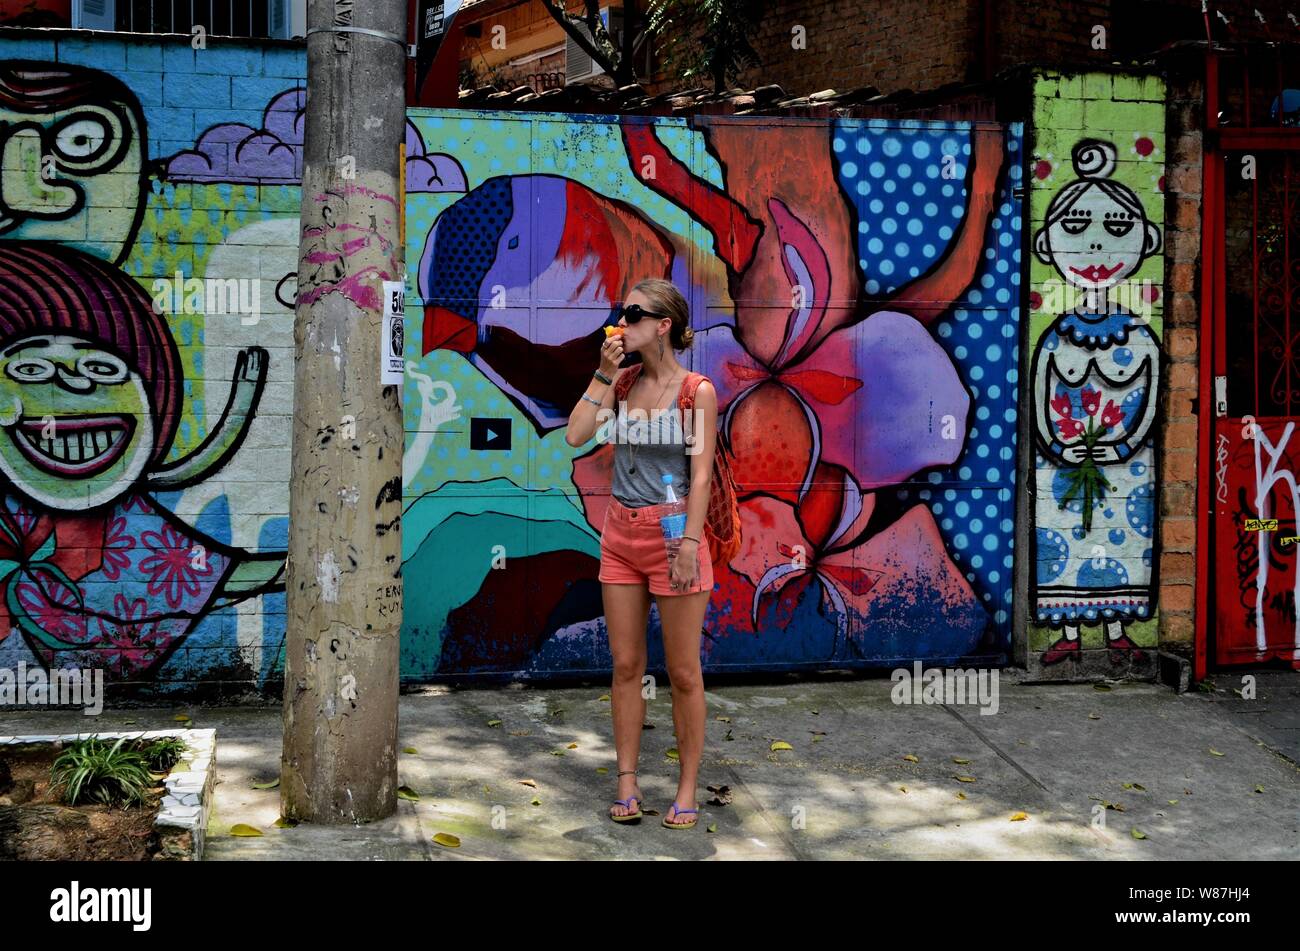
[565,334,626,447]
[679,380,718,557]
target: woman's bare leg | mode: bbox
[656,589,709,824]
[603,582,651,816]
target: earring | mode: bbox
[658,335,665,358]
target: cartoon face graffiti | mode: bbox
[0,61,148,264]
[0,334,154,509]
[1033,139,1161,292]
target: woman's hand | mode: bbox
[669,541,700,592]
[598,333,625,378]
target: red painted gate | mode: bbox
[1203,50,1300,670]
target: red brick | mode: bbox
[1162,518,1196,551]
[1162,583,1194,611]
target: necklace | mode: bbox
[627,368,682,475]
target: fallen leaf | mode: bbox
[251,778,279,790]
[955,775,977,783]
[1255,785,1265,794]
[550,750,565,757]
[402,747,418,754]
[273,817,298,829]
[397,785,420,802]
[530,797,542,806]
[770,741,793,752]
[174,714,192,723]
[1131,828,1148,840]
[1121,782,1146,791]
[716,716,731,723]
[705,784,732,806]
[1167,799,1178,805]
[1087,713,1102,720]
[811,710,819,715]
[230,824,262,837]
[956,792,967,800]
[1010,812,1028,821]
[432,832,460,848]
[487,719,502,728]
[1209,749,1225,757]
[902,754,919,763]
[811,735,823,743]
[706,823,717,833]
[567,742,578,749]
[952,757,971,765]
[595,767,608,775]
[518,779,537,788]
[598,694,611,702]
[666,748,680,760]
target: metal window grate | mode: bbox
[88,0,291,38]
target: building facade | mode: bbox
[0,1,1295,693]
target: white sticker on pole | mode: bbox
[382,281,405,385]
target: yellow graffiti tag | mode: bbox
[1244,518,1280,532]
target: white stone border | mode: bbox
[0,728,216,860]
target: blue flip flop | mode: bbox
[610,793,642,823]
[662,801,698,830]
[610,769,643,823]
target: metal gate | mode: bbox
[1204,49,1300,670]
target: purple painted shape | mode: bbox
[855,310,970,486]
[405,119,468,193]
[164,88,305,184]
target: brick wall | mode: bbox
[1158,61,1204,654]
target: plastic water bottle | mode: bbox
[659,473,688,568]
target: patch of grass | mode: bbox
[50,738,157,807]
[140,737,187,772]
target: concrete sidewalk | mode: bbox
[4,671,1299,860]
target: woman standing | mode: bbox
[1029,140,1162,664]
[565,278,718,828]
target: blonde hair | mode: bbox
[631,277,694,350]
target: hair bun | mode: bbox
[1072,139,1116,180]
[679,326,695,350]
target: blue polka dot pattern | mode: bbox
[423,176,512,304]
[842,122,1024,650]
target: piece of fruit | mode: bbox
[604,326,624,337]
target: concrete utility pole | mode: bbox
[282,0,407,823]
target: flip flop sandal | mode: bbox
[610,768,642,823]
[610,794,642,823]
[662,802,698,830]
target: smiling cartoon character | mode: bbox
[0,241,282,679]
[1030,139,1162,665]
[0,61,148,265]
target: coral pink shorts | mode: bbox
[599,497,714,596]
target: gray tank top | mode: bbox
[610,376,693,507]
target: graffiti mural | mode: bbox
[1213,421,1300,663]
[1027,73,1166,670]
[0,41,304,689]
[404,111,1024,677]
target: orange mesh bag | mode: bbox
[613,366,742,562]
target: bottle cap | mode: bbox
[661,474,673,484]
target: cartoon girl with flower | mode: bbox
[0,241,284,680]
[1030,139,1161,664]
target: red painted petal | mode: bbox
[423,304,477,353]
[778,368,862,406]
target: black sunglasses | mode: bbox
[614,302,670,325]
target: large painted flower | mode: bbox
[140,523,214,609]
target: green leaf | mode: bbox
[397,785,420,802]
[432,832,460,848]
[274,816,299,828]
[1131,828,1148,840]
[402,747,418,754]
[251,778,279,790]
[770,741,793,752]
[230,824,263,837]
